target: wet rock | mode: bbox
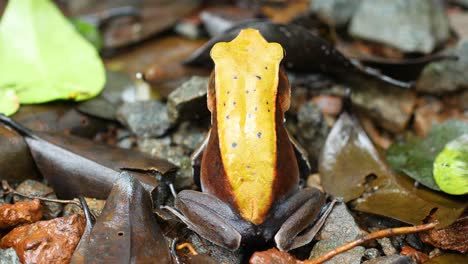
[167,76,209,123]
[362,255,414,264]
[349,0,450,53]
[296,101,329,172]
[117,100,172,138]
[0,200,42,230]
[346,80,415,133]
[0,214,85,264]
[13,180,62,219]
[309,203,365,264]
[171,121,208,152]
[62,197,106,218]
[417,40,468,94]
[310,0,362,27]
[364,248,381,260]
[377,237,398,256]
[0,248,21,264]
[138,138,193,189]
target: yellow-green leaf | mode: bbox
[0,0,105,104]
[0,89,19,116]
[434,135,468,195]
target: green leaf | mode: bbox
[0,89,19,116]
[434,134,468,195]
[387,120,468,191]
[69,18,103,51]
[0,0,105,104]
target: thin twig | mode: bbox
[1,180,81,207]
[305,221,438,264]
[177,242,199,256]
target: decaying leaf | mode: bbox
[419,216,468,253]
[0,199,42,230]
[319,112,467,227]
[0,115,177,200]
[387,120,468,191]
[12,103,109,138]
[424,253,468,264]
[184,21,410,88]
[70,197,95,264]
[73,173,172,263]
[0,214,85,264]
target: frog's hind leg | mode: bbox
[273,188,337,251]
[287,132,311,179]
[164,190,250,250]
[190,132,210,188]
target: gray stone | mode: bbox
[310,0,362,27]
[13,180,62,219]
[296,101,329,172]
[377,237,398,256]
[310,240,364,264]
[171,121,208,152]
[417,40,468,94]
[364,248,381,260]
[363,255,414,264]
[0,248,21,264]
[309,203,365,264]
[349,0,450,53]
[62,197,106,218]
[328,77,416,133]
[117,100,172,138]
[138,138,193,189]
[315,203,364,241]
[167,76,209,123]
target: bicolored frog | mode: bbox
[165,29,334,251]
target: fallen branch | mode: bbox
[306,221,438,264]
[1,180,81,207]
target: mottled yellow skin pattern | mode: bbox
[210,29,284,224]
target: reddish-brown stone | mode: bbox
[0,199,42,230]
[0,214,85,264]
[400,245,429,263]
[250,248,302,264]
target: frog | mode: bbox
[164,29,335,251]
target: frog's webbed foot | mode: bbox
[273,188,337,251]
[164,190,245,250]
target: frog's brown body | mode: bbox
[165,29,334,251]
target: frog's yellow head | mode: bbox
[209,29,285,225]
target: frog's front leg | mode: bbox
[164,190,252,250]
[271,188,336,251]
